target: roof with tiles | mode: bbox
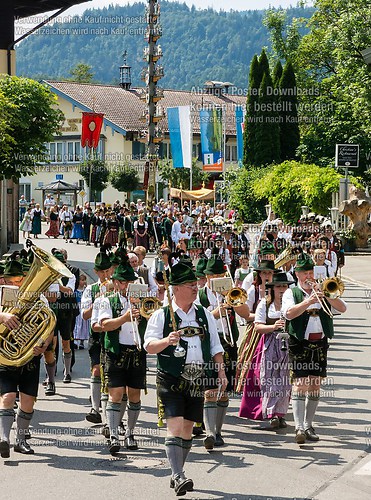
[45,81,246,136]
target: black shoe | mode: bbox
[192,424,204,436]
[0,440,10,458]
[279,417,287,428]
[124,434,138,450]
[295,429,306,444]
[270,416,280,429]
[45,382,56,396]
[305,426,319,441]
[78,344,84,350]
[14,439,34,454]
[42,379,48,387]
[108,437,120,455]
[63,374,71,384]
[85,408,102,424]
[174,477,194,496]
[101,425,110,439]
[203,435,215,451]
[118,422,126,436]
[214,433,225,446]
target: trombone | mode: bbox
[210,276,236,347]
[127,283,148,351]
[305,277,344,318]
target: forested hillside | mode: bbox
[16,2,314,89]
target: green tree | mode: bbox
[158,159,209,190]
[69,63,94,83]
[243,54,260,166]
[272,60,283,87]
[224,165,268,222]
[279,60,300,160]
[255,71,281,166]
[79,155,109,202]
[253,160,342,223]
[0,76,63,180]
[110,165,140,199]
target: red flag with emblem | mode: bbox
[81,112,104,149]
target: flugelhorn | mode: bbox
[274,244,300,269]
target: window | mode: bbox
[19,183,31,202]
[67,141,81,162]
[78,179,85,191]
[225,144,237,162]
[132,141,146,160]
[49,142,63,162]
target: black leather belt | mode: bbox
[307,309,321,317]
[179,326,205,339]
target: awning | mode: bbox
[170,187,214,201]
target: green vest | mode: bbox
[198,287,239,344]
[157,305,213,378]
[288,287,334,340]
[104,293,147,355]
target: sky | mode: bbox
[16,1,312,31]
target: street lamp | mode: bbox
[330,207,339,230]
[301,205,309,217]
[265,204,272,218]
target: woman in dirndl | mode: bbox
[45,205,60,238]
[103,211,119,246]
[71,206,84,244]
[133,212,149,250]
[31,203,44,238]
[239,272,292,428]
[235,260,275,393]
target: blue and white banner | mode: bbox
[167,106,192,168]
[235,106,246,166]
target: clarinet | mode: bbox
[279,311,288,351]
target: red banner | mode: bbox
[81,112,104,149]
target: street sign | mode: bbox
[56,174,64,179]
[335,144,359,168]
[78,190,86,198]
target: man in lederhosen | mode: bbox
[282,255,347,444]
[197,255,250,450]
[0,260,53,457]
[98,258,147,454]
[81,250,112,424]
[144,262,227,496]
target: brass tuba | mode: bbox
[0,246,73,367]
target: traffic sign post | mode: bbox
[335,144,359,227]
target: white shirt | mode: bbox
[60,210,73,223]
[204,247,231,265]
[98,293,136,345]
[254,298,281,324]
[81,280,104,312]
[144,300,223,364]
[241,272,254,292]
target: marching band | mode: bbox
[0,224,347,495]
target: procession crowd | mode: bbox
[1,193,347,495]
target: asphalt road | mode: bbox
[1,232,370,500]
